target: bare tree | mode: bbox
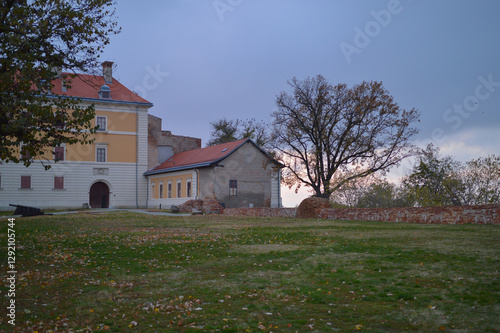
[272,75,420,198]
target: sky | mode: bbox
[100,0,500,207]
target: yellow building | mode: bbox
[0,62,153,209]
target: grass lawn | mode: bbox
[1,212,499,332]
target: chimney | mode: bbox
[102,61,113,84]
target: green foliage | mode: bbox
[0,0,120,167]
[207,117,271,150]
[401,145,500,206]
[207,118,239,146]
[330,174,412,208]
[272,75,420,199]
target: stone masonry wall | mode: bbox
[317,204,500,224]
[224,207,297,218]
[223,204,500,224]
[148,114,201,169]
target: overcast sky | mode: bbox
[100,0,500,206]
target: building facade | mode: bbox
[145,138,282,209]
[0,62,153,209]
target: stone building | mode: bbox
[145,138,283,209]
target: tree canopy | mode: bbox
[271,75,420,198]
[207,117,270,149]
[402,144,500,206]
[0,0,120,167]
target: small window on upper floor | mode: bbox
[99,84,111,99]
[54,146,65,161]
[96,116,107,132]
[20,144,31,160]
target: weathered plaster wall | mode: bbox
[198,141,279,208]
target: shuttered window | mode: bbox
[54,176,64,189]
[21,176,31,189]
[54,146,65,161]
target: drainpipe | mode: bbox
[146,177,149,208]
[278,168,282,208]
[194,169,199,199]
[135,106,139,208]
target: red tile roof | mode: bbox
[49,73,152,105]
[148,138,250,174]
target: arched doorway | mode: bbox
[89,182,109,208]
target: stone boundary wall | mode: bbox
[318,204,500,224]
[223,207,297,218]
[223,204,500,224]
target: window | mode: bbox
[177,181,182,198]
[61,80,68,92]
[229,180,237,196]
[96,147,106,162]
[20,145,30,159]
[55,119,66,130]
[21,176,31,189]
[168,182,172,198]
[159,182,164,199]
[54,176,64,189]
[187,179,192,197]
[99,84,111,99]
[96,116,107,131]
[54,146,65,161]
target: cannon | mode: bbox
[9,204,45,217]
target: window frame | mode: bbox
[229,179,237,196]
[159,182,164,199]
[96,145,107,163]
[167,181,172,198]
[96,116,107,132]
[20,144,31,160]
[186,179,192,197]
[54,146,65,161]
[177,180,182,198]
[54,176,64,190]
[20,175,32,189]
